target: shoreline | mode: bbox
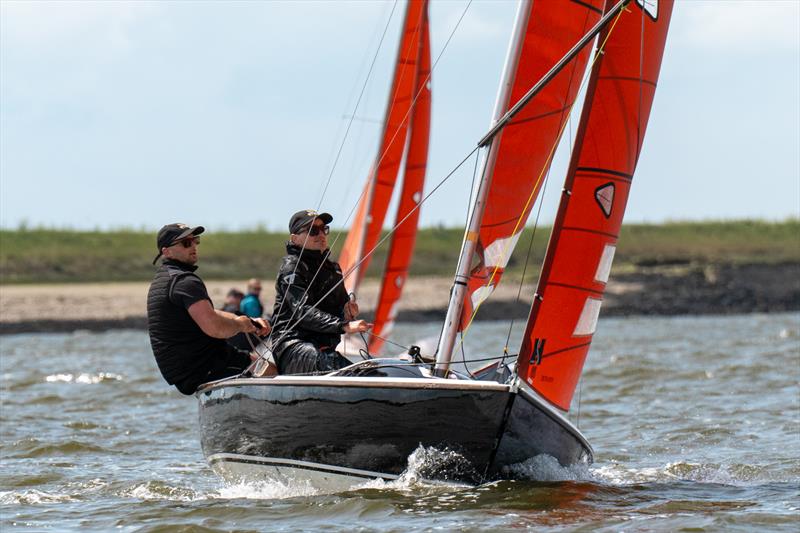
[1,262,797,335]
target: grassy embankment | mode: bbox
[0,220,797,284]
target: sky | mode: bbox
[1,0,798,232]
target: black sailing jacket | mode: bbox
[270,243,349,354]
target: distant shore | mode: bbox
[1,262,797,335]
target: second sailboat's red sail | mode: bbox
[518,0,674,411]
[339,0,429,292]
[370,9,431,353]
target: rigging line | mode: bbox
[636,1,645,165]
[315,0,400,212]
[331,0,474,265]
[460,332,477,379]
[268,145,481,353]
[261,1,401,355]
[433,147,482,358]
[577,373,583,429]
[454,5,628,352]
[270,1,474,352]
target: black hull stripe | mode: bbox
[209,455,394,480]
[576,166,633,180]
[562,226,619,239]
[507,105,570,128]
[546,281,604,296]
[599,75,658,88]
[570,0,603,15]
[542,341,593,361]
[576,174,632,186]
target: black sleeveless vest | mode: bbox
[146,260,222,384]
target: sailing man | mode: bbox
[270,210,371,374]
[147,223,270,395]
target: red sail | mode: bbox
[518,0,674,411]
[339,0,428,292]
[369,10,431,354]
[460,0,604,329]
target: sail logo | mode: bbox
[636,0,658,20]
[595,183,615,218]
[530,338,545,365]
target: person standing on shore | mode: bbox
[147,223,270,395]
[240,279,264,318]
[270,210,371,375]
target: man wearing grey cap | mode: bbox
[270,210,371,374]
[147,223,270,395]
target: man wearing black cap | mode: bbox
[147,223,270,395]
[270,210,371,374]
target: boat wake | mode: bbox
[591,460,798,486]
[502,454,592,481]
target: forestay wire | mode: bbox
[241,1,476,372]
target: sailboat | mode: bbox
[197,0,673,491]
[337,0,431,356]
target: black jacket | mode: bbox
[271,243,349,353]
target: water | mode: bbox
[1,313,798,531]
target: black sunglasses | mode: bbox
[302,225,330,237]
[173,236,200,248]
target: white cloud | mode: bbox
[674,0,799,53]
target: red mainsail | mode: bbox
[339,0,429,293]
[518,0,674,411]
[369,10,431,354]
[459,0,604,329]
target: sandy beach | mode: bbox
[1,262,797,334]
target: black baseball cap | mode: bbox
[289,209,332,234]
[152,223,205,264]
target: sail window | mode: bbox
[636,0,658,20]
[594,244,616,283]
[483,232,522,268]
[573,298,603,336]
[594,183,615,218]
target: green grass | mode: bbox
[0,220,797,284]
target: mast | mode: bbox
[434,0,532,376]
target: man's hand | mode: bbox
[343,319,372,334]
[343,301,359,321]
[236,316,270,336]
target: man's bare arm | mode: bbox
[188,300,270,339]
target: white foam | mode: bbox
[215,478,319,499]
[503,454,592,481]
[590,460,778,486]
[45,372,123,384]
[0,489,77,505]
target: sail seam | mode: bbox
[561,226,619,239]
[540,341,592,360]
[570,0,604,15]
[599,74,657,87]
[576,166,633,179]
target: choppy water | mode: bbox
[1,313,798,531]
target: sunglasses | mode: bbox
[302,225,330,237]
[173,236,200,248]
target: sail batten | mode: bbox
[517,0,674,411]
